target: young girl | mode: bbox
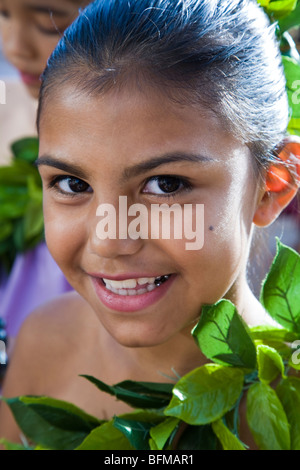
[0,0,91,355]
[0,0,299,448]
[0,0,91,160]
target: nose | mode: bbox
[2,20,37,62]
[88,202,145,259]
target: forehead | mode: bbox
[0,0,82,13]
[38,84,249,167]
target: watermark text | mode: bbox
[96,196,205,250]
[0,80,6,105]
[292,80,300,105]
[291,340,300,365]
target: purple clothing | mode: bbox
[0,242,72,337]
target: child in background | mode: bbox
[0,0,90,160]
[0,0,299,448]
[0,0,90,354]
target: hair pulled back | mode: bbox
[38,0,289,166]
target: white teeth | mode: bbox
[102,275,169,296]
[137,277,155,286]
[103,277,157,290]
[121,279,137,289]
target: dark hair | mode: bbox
[38,0,289,167]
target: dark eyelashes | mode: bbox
[47,175,91,197]
[47,174,193,198]
[143,175,193,197]
[48,175,68,189]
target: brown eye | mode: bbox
[143,176,189,196]
[156,176,182,193]
[53,176,92,194]
[67,177,90,193]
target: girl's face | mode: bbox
[37,86,262,348]
[0,0,88,98]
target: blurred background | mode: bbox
[0,40,17,79]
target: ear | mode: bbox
[253,136,300,227]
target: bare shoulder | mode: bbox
[0,291,100,444]
[2,291,98,396]
[19,290,95,345]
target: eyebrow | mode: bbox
[121,152,214,181]
[36,152,214,181]
[35,156,88,180]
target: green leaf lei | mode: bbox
[1,240,300,450]
[0,138,43,273]
[257,0,300,137]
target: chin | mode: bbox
[25,84,40,100]
[106,322,172,349]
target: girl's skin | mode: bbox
[0,0,89,99]
[0,82,299,447]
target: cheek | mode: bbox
[156,205,250,304]
[43,201,87,270]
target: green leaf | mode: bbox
[246,382,290,450]
[256,344,286,384]
[276,377,300,449]
[260,240,300,333]
[75,420,135,450]
[112,410,165,450]
[278,2,300,31]
[249,324,298,343]
[0,221,13,242]
[192,299,256,369]
[288,120,300,138]
[23,200,44,243]
[211,419,246,450]
[289,340,300,369]
[282,56,300,136]
[11,137,39,164]
[164,364,244,425]
[261,0,298,19]
[0,438,31,450]
[0,160,34,185]
[176,424,218,450]
[2,396,102,450]
[19,396,101,426]
[149,438,159,450]
[0,153,44,272]
[0,197,28,218]
[257,0,272,7]
[113,418,153,450]
[81,375,173,409]
[250,325,298,358]
[149,417,179,450]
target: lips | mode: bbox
[90,273,175,312]
[19,71,41,86]
[102,274,171,295]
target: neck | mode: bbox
[225,275,274,327]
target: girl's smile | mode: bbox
[37,84,263,347]
[90,272,176,312]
